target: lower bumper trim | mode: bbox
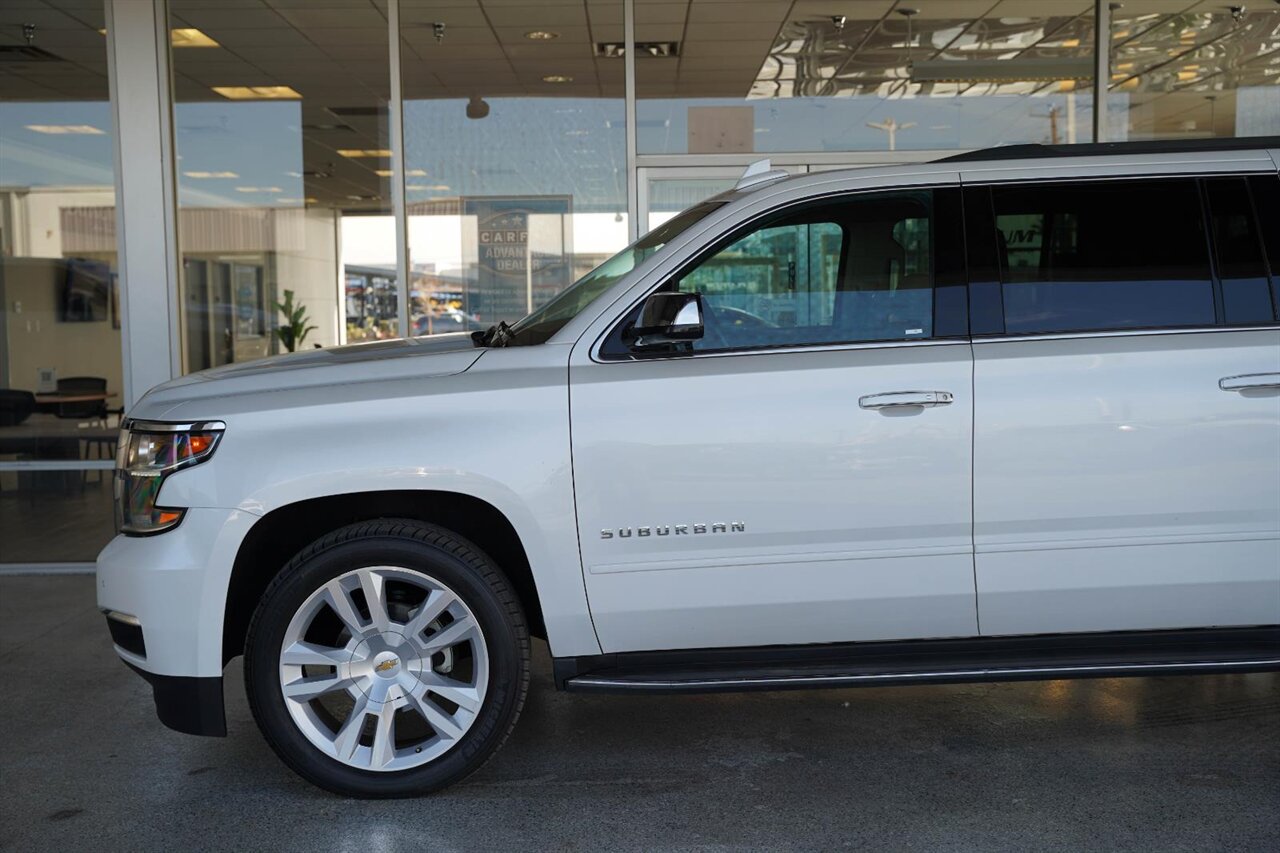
[124,662,227,737]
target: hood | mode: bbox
[137,333,483,411]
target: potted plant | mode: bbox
[274,289,318,352]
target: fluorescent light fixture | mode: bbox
[525,31,559,40]
[374,169,428,177]
[25,124,105,135]
[101,27,221,47]
[212,86,302,100]
[542,75,574,83]
[407,184,451,191]
[183,170,239,178]
[277,197,318,204]
[170,28,220,48]
[337,149,393,158]
[235,186,284,193]
[910,58,1093,84]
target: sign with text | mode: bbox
[462,196,573,322]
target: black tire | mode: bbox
[244,519,529,798]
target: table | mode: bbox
[34,392,119,405]
[0,415,119,491]
[0,414,119,444]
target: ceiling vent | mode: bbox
[594,41,678,59]
[0,44,64,62]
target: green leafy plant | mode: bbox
[274,289,318,352]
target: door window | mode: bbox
[991,180,1216,334]
[1205,177,1278,324]
[668,192,936,352]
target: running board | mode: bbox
[555,627,1280,694]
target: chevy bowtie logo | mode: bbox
[601,522,745,539]
[374,658,399,673]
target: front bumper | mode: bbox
[96,506,259,736]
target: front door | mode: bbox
[570,184,979,653]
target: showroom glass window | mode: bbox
[168,0,398,364]
[0,11,122,562]
[1108,7,1280,143]
[635,7,1096,157]
[398,0,628,332]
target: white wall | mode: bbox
[274,206,341,349]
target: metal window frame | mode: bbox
[103,0,1121,404]
[0,0,1126,569]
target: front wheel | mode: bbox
[244,519,529,798]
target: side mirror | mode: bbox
[630,292,704,349]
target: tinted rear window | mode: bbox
[992,179,1215,334]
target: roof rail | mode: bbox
[936,136,1280,164]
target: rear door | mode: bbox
[966,172,1280,636]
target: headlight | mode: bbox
[115,419,225,535]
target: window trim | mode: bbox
[971,324,1279,346]
[595,186,967,362]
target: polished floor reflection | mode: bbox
[0,476,114,563]
[2,576,1276,851]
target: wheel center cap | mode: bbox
[372,650,401,677]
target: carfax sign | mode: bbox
[462,196,573,322]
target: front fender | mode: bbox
[148,345,600,657]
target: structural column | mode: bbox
[624,0,639,241]
[1092,0,1112,143]
[105,0,182,407]
[387,0,411,337]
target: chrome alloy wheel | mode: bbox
[278,566,488,772]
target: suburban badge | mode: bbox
[601,522,745,539]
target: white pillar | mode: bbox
[388,0,410,337]
[106,0,181,407]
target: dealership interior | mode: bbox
[2,0,1279,568]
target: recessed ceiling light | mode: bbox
[277,197,318,204]
[542,75,573,83]
[212,86,302,100]
[235,186,283,193]
[184,170,239,178]
[25,124,104,135]
[407,184,451,191]
[337,149,393,158]
[374,169,428,177]
[525,31,559,40]
[170,28,220,48]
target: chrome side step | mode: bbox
[555,627,1280,694]
[566,657,1280,693]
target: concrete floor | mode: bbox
[2,575,1277,852]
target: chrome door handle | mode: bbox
[858,391,954,410]
[1219,373,1280,392]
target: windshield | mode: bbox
[484,200,726,346]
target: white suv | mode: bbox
[98,140,1280,798]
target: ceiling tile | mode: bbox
[274,8,387,29]
[173,9,286,30]
[304,28,390,45]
